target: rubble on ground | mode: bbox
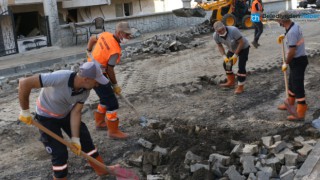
[122,20,212,58]
[124,121,320,179]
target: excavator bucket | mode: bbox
[172,8,206,18]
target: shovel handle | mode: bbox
[119,94,141,118]
[281,41,289,99]
[30,120,112,174]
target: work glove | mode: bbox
[113,84,122,95]
[222,55,229,63]
[282,63,288,72]
[277,34,285,44]
[230,54,238,65]
[19,109,33,125]
[70,137,81,156]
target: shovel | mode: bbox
[29,119,139,180]
[280,40,297,116]
[118,94,148,127]
[86,52,147,126]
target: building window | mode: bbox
[14,11,40,38]
[116,2,133,17]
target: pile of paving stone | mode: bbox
[306,48,320,58]
[126,120,318,179]
[122,20,212,58]
[267,9,318,15]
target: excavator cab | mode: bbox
[172,0,254,29]
[220,0,253,28]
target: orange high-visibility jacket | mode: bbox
[251,0,263,21]
[88,32,121,67]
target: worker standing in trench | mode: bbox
[276,10,308,120]
[18,62,114,179]
[86,21,132,139]
[212,21,250,94]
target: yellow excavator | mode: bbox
[173,0,255,29]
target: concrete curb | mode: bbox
[0,38,145,78]
[0,52,86,77]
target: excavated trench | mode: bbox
[116,56,320,179]
[135,120,319,179]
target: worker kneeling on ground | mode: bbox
[86,22,132,139]
[213,21,250,94]
[18,62,115,179]
[276,10,308,121]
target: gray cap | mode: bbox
[213,21,225,30]
[116,21,132,34]
[79,62,108,85]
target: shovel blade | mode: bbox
[109,165,139,180]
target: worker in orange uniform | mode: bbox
[276,10,308,120]
[251,0,264,48]
[86,21,132,139]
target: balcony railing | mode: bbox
[62,0,111,8]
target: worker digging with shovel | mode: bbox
[276,10,309,121]
[212,21,250,94]
[18,62,119,179]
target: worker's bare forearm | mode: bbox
[70,104,83,138]
[217,44,226,56]
[18,75,41,110]
[106,66,117,84]
[87,36,98,51]
[235,39,244,55]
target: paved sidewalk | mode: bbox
[0,27,190,77]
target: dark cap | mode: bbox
[79,62,108,85]
[116,21,132,34]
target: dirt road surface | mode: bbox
[1,21,320,179]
